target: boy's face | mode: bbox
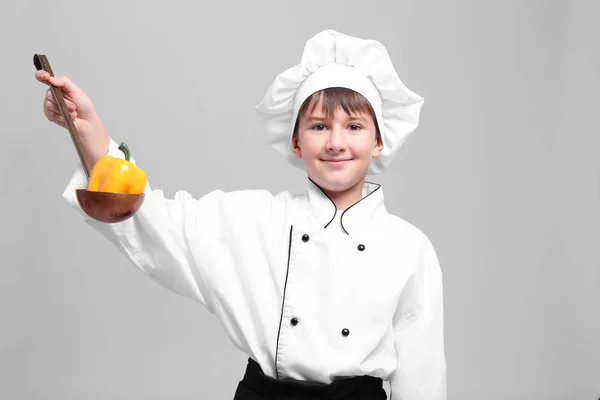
[291,97,383,193]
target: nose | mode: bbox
[326,126,346,152]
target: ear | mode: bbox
[291,135,303,159]
[371,135,384,159]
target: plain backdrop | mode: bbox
[1,1,598,399]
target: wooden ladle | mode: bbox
[34,54,144,223]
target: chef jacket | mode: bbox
[62,136,447,400]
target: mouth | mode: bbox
[321,158,353,166]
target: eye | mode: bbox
[311,124,327,131]
[348,124,363,131]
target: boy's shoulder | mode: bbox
[379,210,430,244]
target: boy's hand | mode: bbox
[35,71,110,165]
[35,71,99,132]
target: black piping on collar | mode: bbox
[308,177,337,229]
[307,177,382,235]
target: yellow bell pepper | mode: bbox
[86,142,147,194]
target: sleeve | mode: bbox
[388,232,447,400]
[61,136,271,314]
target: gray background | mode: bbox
[1,0,598,399]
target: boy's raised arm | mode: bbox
[62,136,221,313]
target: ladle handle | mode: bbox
[34,54,92,179]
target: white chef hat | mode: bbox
[255,29,425,175]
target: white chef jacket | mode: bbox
[62,137,447,400]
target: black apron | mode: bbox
[233,358,387,400]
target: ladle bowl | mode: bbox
[35,54,145,223]
[76,189,144,223]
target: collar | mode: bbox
[305,177,386,235]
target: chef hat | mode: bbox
[255,29,425,175]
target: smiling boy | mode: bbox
[38,29,446,400]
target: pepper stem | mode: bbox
[118,142,131,162]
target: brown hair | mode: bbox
[292,87,381,141]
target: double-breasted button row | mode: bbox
[290,317,350,337]
[300,233,365,252]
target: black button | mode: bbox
[302,234,310,242]
[357,244,365,251]
[341,328,350,336]
[291,317,299,326]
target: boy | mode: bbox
[36,29,446,400]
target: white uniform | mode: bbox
[62,136,447,400]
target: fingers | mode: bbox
[44,97,77,117]
[36,71,82,93]
[36,70,58,87]
[37,72,80,126]
[44,104,76,128]
[44,104,68,128]
[36,70,60,86]
[48,75,79,93]
[44,91,78,123]
[45,88,77,110]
